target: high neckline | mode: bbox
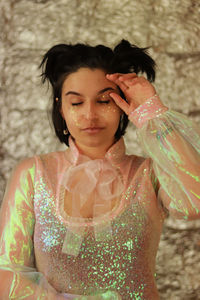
[58,136,126,257]
[66,136,126,166]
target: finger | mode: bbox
[107,72,137,79]
[106,74,128,91]
[106,73,121,80]
[107,73,137,85]
[109,92,129,115]
[106,73,123,84]
[123,77,140,86]
[118,73,137,81]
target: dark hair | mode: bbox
[40,39,156,146]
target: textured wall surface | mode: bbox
[1,0,200,299]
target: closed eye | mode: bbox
[71,100,110,106]
[71,102,82,106]
[98,100,110,104]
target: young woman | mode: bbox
[0,40,199,300]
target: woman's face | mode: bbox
[61,68,122,155]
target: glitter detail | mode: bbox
[1,105,200,298]
[129,95,168,128]
[34,175,66,253]
[30,148,163,298]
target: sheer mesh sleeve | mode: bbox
[129,96,200,220]
[0,158,65,299]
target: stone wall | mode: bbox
[1,0,200,299]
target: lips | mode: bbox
[82,127,104,133]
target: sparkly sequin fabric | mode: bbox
[0,97,200,299]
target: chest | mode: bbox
[63,190,119,219]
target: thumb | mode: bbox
[110,93,129,115]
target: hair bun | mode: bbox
[113,39,132,53]
[112,39,156,81]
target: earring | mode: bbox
[56,97,59,102]
[63,119,69,135]
[63,128,68,135]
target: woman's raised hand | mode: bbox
[106,73,157,114]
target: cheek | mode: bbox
[69,106,118,121]
[99,103,122,118]
[100,106,118,115]
[68,107,82,127]
[101,107,121,129]
[63,107,81,129]
[65,105,121,127]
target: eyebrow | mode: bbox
[65,87,117,97]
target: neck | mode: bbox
[75,140,115,159]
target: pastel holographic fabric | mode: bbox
[128,95,168,128]
[0,99,200,299]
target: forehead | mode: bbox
[62,68,118,93]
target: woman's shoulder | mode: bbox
[36,149,68,166]
[12,156,36,174]
[12,150,67,174]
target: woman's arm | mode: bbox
[129,97,200,219]
[107,73,200,219]
[0,158,65,299]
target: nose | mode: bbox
[84,102,97,120]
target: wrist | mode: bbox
[128,94,168,128]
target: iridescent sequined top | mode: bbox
[0,97,200,300]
